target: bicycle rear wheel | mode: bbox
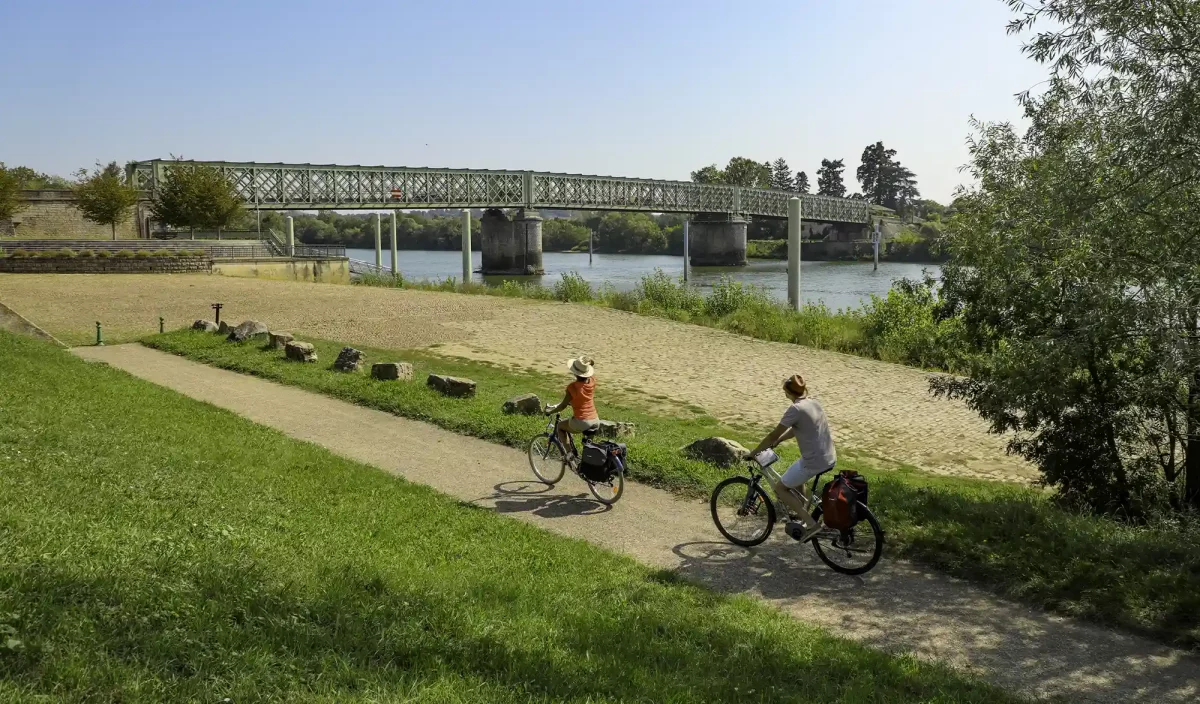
[587,462,625,505]
[810,503,884,575]
[528,434,566,484]
[710,476,776,547]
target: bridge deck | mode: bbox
[128,160,869,224]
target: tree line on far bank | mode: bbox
[689,141,923,217]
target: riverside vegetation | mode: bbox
[356,269,966,375]
[146,328,1200,650]
[0,330,1016,702]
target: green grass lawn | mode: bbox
[145,329,1200,651]
[0,330,1015,702]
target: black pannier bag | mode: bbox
[580,440,626,482]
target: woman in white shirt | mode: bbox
[746,374,837,542]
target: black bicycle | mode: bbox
[709,452,884,575]
[527,412,625,505]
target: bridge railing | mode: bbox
[263,228,347,259]
[129,161,870,224]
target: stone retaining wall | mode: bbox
[0,256,213,274]
[1,190,142,240]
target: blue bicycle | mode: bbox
[528,411,626,505]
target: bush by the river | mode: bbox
[357,269,967,374]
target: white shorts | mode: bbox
[780,456,835,489]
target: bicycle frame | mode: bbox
[741,459,827,516]
[542,411,578,457]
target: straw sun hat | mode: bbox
[783,374,808,398]
[568,356,596,378]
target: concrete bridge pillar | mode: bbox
[481,208,544,275]
[688,214,747,266]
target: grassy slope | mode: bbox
[145,330,1200,651]
[0,330,1014,702]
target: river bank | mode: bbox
[347,249,941,311]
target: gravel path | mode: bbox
[71,344,1200,703]
[2,275,1031,481]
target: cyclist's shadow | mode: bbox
[483,480,613,518]
[669,540,868,600]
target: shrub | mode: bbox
[97,250,114,259]
[861,277,963,371]
[114,250,135,258]
[56,247,77,258]
[553,272,593,303]
[77,249,96,258]
[37,250,60,258]
[703,276,772,319]
[8,248,31,258]
[493,280,525,297]
[152,249,174,257]
[636,269,703,317]
[134,250,154,259]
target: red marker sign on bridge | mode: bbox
[390,188,403,200]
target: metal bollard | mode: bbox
[159,316,164,334]
[95,321,104,346]
[212,302,223,326]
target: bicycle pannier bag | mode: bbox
[842,470,869,508]
[821,475,859,530]
[580,441,611,482]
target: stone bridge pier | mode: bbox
[689,214,748,266]
[480,208,544,275]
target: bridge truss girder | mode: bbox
[128,160,870,224]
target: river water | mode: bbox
[348,249,941,312]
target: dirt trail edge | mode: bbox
[73,344,1199,703]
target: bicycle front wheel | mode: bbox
[810,503,884,575]
[528,434,566,485]
[710,476,776,547]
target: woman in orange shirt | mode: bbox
[544,356,599,457]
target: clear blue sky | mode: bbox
[0,0,1047,203]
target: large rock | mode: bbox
[192,319,218,333]
[284,341,318,363]
[334,347,366,372]
[427,374,476,398]
[682,437,749,467]
[217,320,231,335]
[268,332,294,350]
[502,393,541,415]
[227,320,269,343]
[596,420,636,439]
[371,362,413,381]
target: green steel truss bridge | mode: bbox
[128,160,870,224]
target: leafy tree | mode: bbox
[72,161,139,240]
[770,158,794,191]
[690,158,771,189]
[856,141,920,212]
[690,165,724,184]
[7,166,70,189]
[856,142,897,205]
[816,159,846,197]
[543,218,591,251]
[0,163,25,223]
[200,171,244,241]
[795,171,810,194]
[149,160,241,239]
[933,0,1200,515]
[591,212,665,253]
[722,157,771,189]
